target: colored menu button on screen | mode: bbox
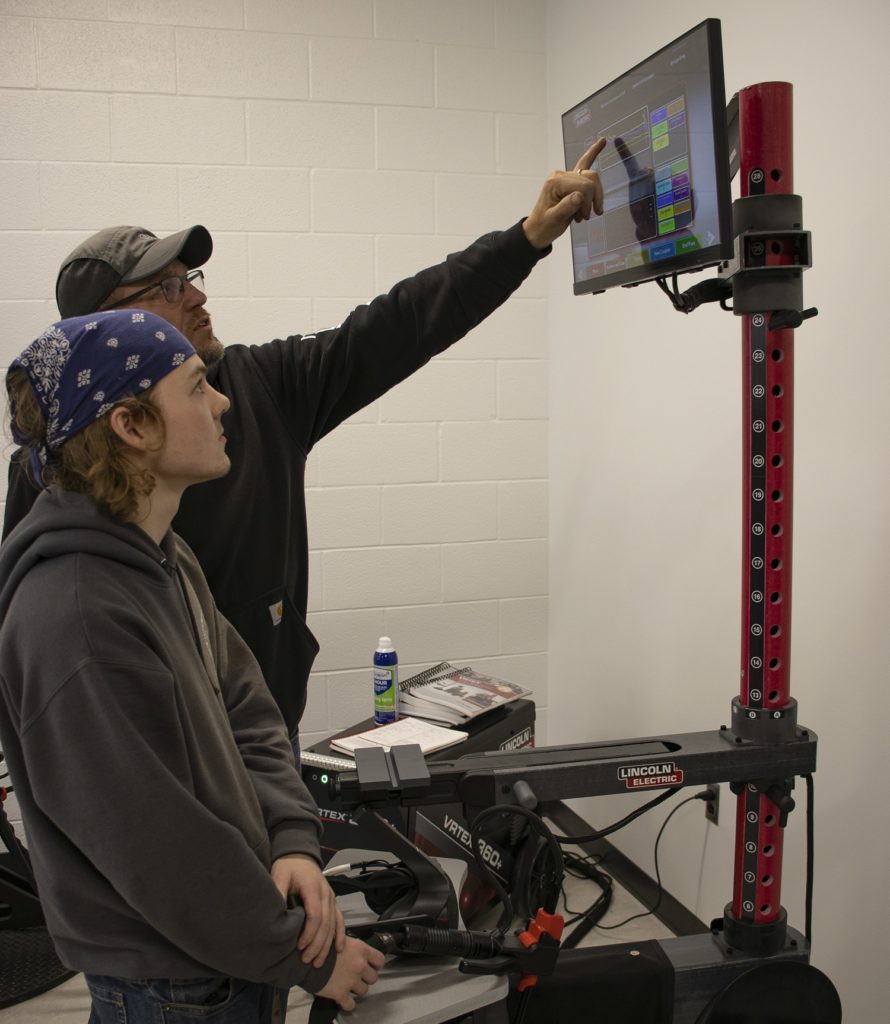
[676,235,701,253]
[649,240,676,261]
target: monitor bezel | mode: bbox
[562,18,733,297]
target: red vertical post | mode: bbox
[730,82,796,950]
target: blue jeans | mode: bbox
[84,974,288,1024]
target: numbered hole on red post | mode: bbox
[763,843,775,857]
[769,625,782,637]
[771,558,782,570]
[771,419,784,432]
[771,349,784,362]
[770,241,783,255]
[768,690,780,702]
[772,384,784,397]
[770,592,782,604]
[764,813,776,827]
[771,489,783,502]
[771,454,783,467]
[768,658,781,671]
[761,874,774,887]
[770,524,783,537]
[759,903,773,916]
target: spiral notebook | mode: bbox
[397,662,532,726]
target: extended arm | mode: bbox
[247,138,605,452]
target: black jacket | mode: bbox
[3,222,546,733]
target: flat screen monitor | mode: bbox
[562,19,732,296]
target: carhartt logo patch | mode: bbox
[269,601,283,626]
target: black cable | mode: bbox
[561,850,609,907]
[512,986,534,1024]
[326,856,414,886]
[655,273,733,313]
[398,924,499,959]
[468,810,515,937]
[656,276,682,309]
[324,857,423,919]
[468,804,564,936]
[553,785,680,845]
[562,883,608,924]
[561,848,606,888]
[559,850,614,947]
[805,773,814,948]
[596,793,702,932]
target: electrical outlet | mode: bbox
[704,784,720,825]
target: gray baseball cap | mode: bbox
[55,224,213,317]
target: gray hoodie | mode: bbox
[0,488,334,991]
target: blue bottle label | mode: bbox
[373,666,398,724]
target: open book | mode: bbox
[329,715,467,757]
[398,662,532,726]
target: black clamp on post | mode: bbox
[719,193,815,323]
[729,776,797,828]
[718,904,790,958]
[727,695,800,744]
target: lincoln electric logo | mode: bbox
[499,727,533,752]
[618,762,684,789]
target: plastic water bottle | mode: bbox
[373,637,399,725]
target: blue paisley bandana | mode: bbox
[8,309,196,486]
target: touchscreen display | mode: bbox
[562,19,732,295]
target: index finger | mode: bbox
[574,136,607,173]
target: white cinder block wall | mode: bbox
[0,0,551,823]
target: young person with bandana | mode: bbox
[0,310,384,1023]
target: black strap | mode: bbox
[307,996,339,1024]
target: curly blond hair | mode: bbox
[6,369,165,522]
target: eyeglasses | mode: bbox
[105,269,206,309]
